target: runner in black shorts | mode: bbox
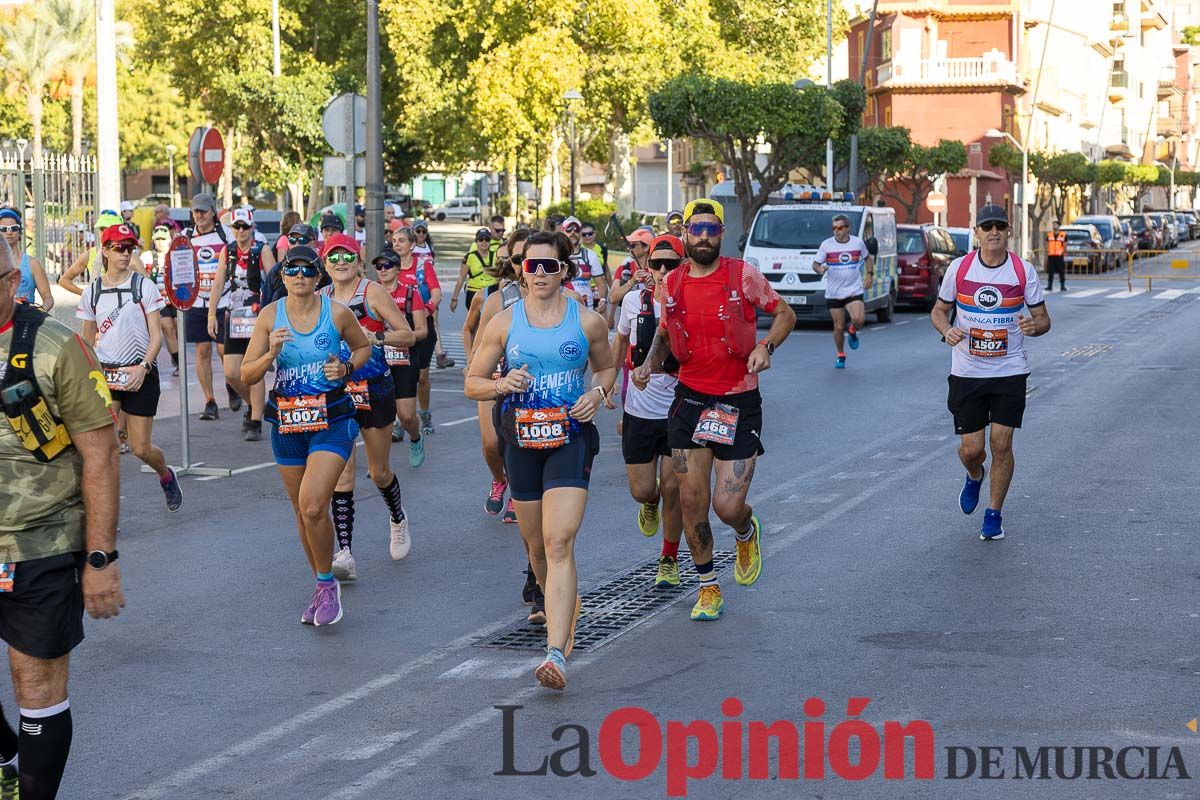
[320,234,417,580]
[373,247,430,459]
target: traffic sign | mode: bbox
[322,93,367,155]
[164,235,199,310]
[199,127,225,185]
[926,191,947,214]
[187,127,205,185]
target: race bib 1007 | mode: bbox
[514,406,569,450]
[277,394,329,434]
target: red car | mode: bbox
[897,224,957,308]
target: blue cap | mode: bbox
[0,208,20,223]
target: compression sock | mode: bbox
[661,538,680,559]
[734,513,755,542]
[19,700,71,800]
[331,491,354,552]
[378,475,406,524]
[0,700,16,762]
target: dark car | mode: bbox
[1147,212,1177,248]
[1119,213,1160,250]
[1071,215,1123,270]
[1061,225,1105,272]
[896,224,957,308]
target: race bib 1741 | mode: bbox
[103,367,131,392]
[514,406,569,450]
[277,394,329,434]
[969,327,1008,358]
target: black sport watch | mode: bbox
[86,550,119,570]
[759,340,775,356]
[374,331,386,344]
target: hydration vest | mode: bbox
[89,271,145,312]
[662,258,757,364]
[231,243,265,295]
[629,288,679,375]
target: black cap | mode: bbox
[372,247,403,269]
[413,219,428,230]
[282,245,320,266]
[666,209,683,223]
[289,223,317,240]
[320,213,345,232]
[976,204,1009,226]
[475,227,492,240]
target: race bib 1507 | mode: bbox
[968,327,1008,358]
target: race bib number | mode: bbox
[969,327,1008,358]
[103,367,131,391]
[514,406,569,450]
[383,344,409,366]
[277,394,329,434]
[692,403,739,447]
[0,563,14,593]
[346,379,370,411]
[198,269,216,294]
[229,307,256,339]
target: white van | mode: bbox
[742,193,898,322]
[429,197,481,222]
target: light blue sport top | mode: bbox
[271,294,344,397]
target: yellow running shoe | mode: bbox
[655,555,680,587]
[690,584,725,621]
[734,515,763,586]
[637,501,660,536]
[563,595,582,657]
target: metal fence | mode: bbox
[1026,246,1200,290]
[0,150,98,279]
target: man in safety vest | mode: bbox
[450,228,499,313]
[1044,220,1066,292]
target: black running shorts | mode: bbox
[947,373,1029,435]
[0,553,86,660]
[668,384,765,461]
[622,412,670,465]
[504,422,600,501]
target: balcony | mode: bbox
[1158,116,1182,137]
[874,52,1022,93]
[1158,78,1181,98]
[1108,69,1129,101]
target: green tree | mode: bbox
[852,125,911,200]
[117,63,204,174]
[879,139,967,222]
[0,8,74,161]
[649,75,843,230]
[1035,151,1096,221]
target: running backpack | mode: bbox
[89,272,145,313]
[630,288,679,375]
[662,257,757,364]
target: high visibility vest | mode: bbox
[1046,231,1066,257]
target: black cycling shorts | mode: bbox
[0,553,85,660]
[185,306,227,344]
[504,422,600,502]
[827,294,864,310]
[622,412,670,465]
[353,374,397,429]
[107,364,160,418]
[390,364,419,400]
[414,327,438,371]
[668,384,765,461]
[947,373,1028,435]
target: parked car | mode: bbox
[1061,224,1106,272]
[1180,209,1200,239]
[1148,212,1177,248]
[1169,211,1190,243]
[896,224,957,308]
[946,226,974,256]
[1071,215,1124,270]
[1121,213,1161,250]
[428,196,481,222]
[1118,220,1136,256]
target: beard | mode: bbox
[686,238,720,266]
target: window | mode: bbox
[749,209,864,250]
[862,214,874,242]
[879,30,892,62]
[857,31,863,61]
[884,106,892,125]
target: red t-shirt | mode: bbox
[389,281,427,316]
[661,257,781,395]
[398,254,440,308]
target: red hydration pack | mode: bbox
[662,257,757,364]
[954,250,1028,297]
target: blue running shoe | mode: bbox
[980,508,1005,541]
[409,436,425,468]
[959,465,985,515]
[160,467,184,512]
[848,327,860,350]
[835,354,846,369]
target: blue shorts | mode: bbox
[269,415,360,467]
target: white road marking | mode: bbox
[894,319,912,325]
[437,657,528,680]
[1108,289,1147,299]
[1064,288,1110,298]
[439,414,479,427]
[1154,289,1188,300]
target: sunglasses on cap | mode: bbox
[0,225,20,234]
[686,221,723,237]
[326,251,358,264]
[522,257,563,275]
[649,258,681,271]
[287,234,313,245]
[978,221,1008,232]
[282,262,321,278]
[105,242,137,254]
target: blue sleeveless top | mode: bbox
[499,298,588,433]
[271,294,345,397]
[15,255,35,303]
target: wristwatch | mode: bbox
[374,331,386,344]
[140,360,152,371]
[759,339,775,356]
[86,549,119,570]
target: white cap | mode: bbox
[119,200,135,212]
[562,216,582,230]
[231,207,255,226]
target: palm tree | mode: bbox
[0,9,74,162]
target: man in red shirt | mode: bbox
[631,198,795,621]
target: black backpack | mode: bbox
[89,272,145,313]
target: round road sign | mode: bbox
[199,128,225,185]
[926,191,947,214]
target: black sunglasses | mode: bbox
[476,236,491,243]
[288,234,313,245]
[232,223,252,231]
[282,263,321,278]
[581,230,596,237]
[649,258,681,271]
[979,221,1008,232]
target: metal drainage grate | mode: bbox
[1060,343,1112,359]
[475,550,736,653]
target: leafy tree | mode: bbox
[117,63,205,174]
[854,125,912,199]
[1121,163,1159,210]
[1036,151,1096,221]
[878,139,967,222]
[0,8,74,161]
[649,75,843,230]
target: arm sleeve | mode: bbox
[53,334,117,435]
[742,264,780,314]
[938,259,961,304]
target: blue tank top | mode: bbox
[271,294,345,397]
[500,298,588,433]
[15,254,35,303]
[320,279,390,381]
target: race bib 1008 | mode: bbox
[277,394,329,434]
[692,403,739,447]
[514,406,569,450]
[968,327,1008,358]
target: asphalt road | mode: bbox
[31,245,1200,799]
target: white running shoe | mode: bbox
[389,510,411,560]
[332,546,357,581]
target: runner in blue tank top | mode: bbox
[241,245,371,629]
[466,231,616,692]
[318,233,417,583]
[0,208,53,310]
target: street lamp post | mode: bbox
[165,144,177,207]
[985,128,1027,258]
[563,89,582,216]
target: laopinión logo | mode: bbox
[495,699,1192,797]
